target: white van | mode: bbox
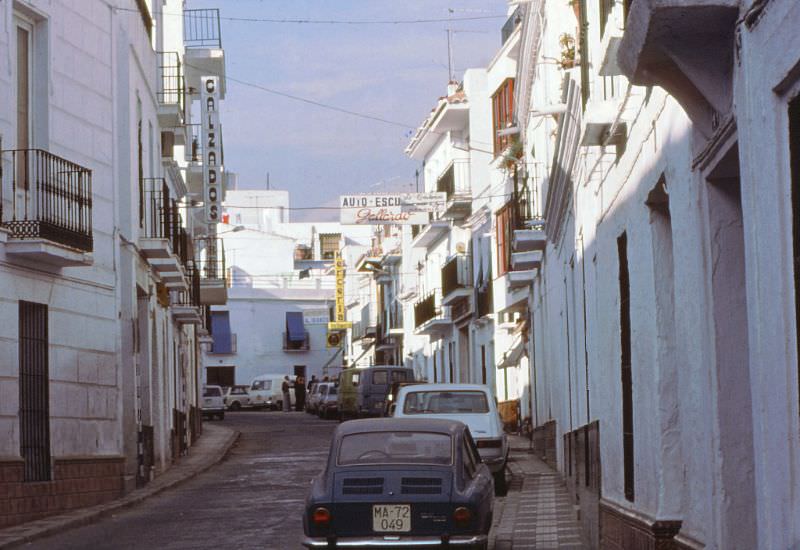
[249,374,295,410]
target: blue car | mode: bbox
[302,418,494,549]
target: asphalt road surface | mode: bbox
[26,411,338,550]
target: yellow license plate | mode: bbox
[372,504,411,532]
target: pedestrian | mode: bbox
[281,376,291,412]
[295,375,306,411]
[307,374,318,391]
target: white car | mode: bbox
[202,385,225,420]
[224,385,254,411]
[393,383,509,494]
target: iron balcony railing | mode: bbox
[142,178,191,268]
[157,51,185,119]
[441,254,471,298]
[187,123,223,166]
[0,148,93,251]
[283,331,310,351]
[414,289,446,328]
[196,237,226,281]
[173,263,201,307]
[501,5,522,45]
[184,9,222,49]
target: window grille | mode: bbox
[19,301,50,482]
[320,233,341,260]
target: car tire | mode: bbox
[493,467,508,496]
[230,402,241,412]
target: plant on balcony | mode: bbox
[559,33,576,69]
[502,137,524,171]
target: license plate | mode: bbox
[372,504,411,532]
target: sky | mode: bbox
[187,0,509,221]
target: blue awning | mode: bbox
[211,311,232,354]
[286,311,306,342]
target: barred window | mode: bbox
[320,233,341,260]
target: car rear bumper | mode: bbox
[302,534,487,548]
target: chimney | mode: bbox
[447,80,459,96]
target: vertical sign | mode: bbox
[201,76,221,224]
[335,252,345,322]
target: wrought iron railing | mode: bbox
[187,124,203,162]
[441,254,471,298]
[157,51,185,119]
[0,148,93,251]
[414,289,446,328]
[436,160,470,202]
[501,5,522,45]
[184,9,222,49]
[196,237,226,280]
[173,263,201,307]
[142,178,191,268]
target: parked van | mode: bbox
[335,367,364,420]
[249,374,295,410]
[356,365,415,418]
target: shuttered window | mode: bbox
[19,301,50,482]
[618,233,634,501]
[492,78,515,156]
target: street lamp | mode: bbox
[195,225,245,240]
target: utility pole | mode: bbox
[266,172,270,190]
[446,8,455,82]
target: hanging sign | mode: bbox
[339,193,446,225]
[334,252,345,322]
[201,76,222,224]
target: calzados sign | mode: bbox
[201,76,222,224]
[340,193,446,225]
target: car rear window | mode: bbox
[338,432,452,466]
[372,370,388,385]
[203,387,222,397]
[391,370,410,382]
[402,391,489,414]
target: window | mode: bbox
[491,78,515,156]
[495,201,515,276]
[618,233,634,501]
[320,233,341,260]
[338,432,452,466]
[137,98,144,227]
[402,391,490,414]
[373,370,388,385]
[19,301,50,482]
[791,96,800,413]
[210,311,232,354]
[391,370,409,383]
[462,438,477,478]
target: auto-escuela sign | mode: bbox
[201,76,222,224]
[339,193,446,225]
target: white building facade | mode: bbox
[0,0,230,528]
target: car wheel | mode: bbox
[493,467,508,496]
[230,402,241,412]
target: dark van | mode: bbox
[356,365,415,418]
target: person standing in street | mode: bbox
[307,375,318,391]
[295,376,306,411]
[281,376,291,412]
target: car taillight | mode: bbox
[476,439,502,448]
[312,507,331,526]
[453,506,471,527]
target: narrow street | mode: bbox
[25,413,336,549]
[23,413,523,550]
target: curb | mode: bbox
[0,426,239,549]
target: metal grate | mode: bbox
[184,9,222,49]
[156,51,185,119]
[19,301,51,482]
[342,477,383,494]
[401,477,442,495]
[1,148,93,251]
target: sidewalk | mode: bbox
[493,435,586,549]
[0,424,238,550]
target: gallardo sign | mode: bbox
[340,193,446,225]
[201,76,222,224]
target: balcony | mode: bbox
[386,303,403,335]
[436,160,471,220]
[140,179,189,289]
[617,0,738,138]
[0,149,93,266]
[411,219,450,249]
[413,290,452,338]
[157,52,185,128]
[513,228,546,252]
[511,250,542,271]
[171,264,202,325]
[283,331,310,352]
[183,9,226,99]
[501,5,522,45]
[441,254,472,306]
[196,237,227,305]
